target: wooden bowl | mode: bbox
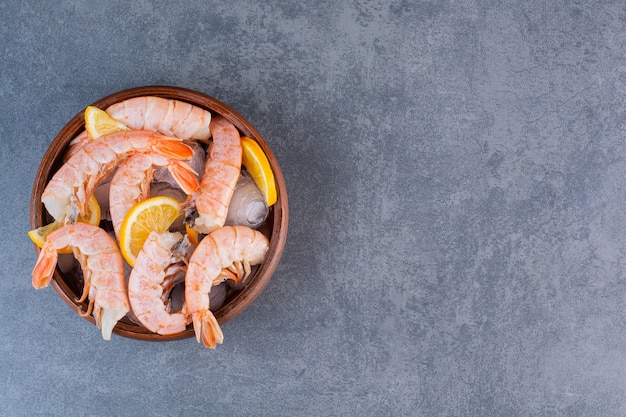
[30,86,288,341]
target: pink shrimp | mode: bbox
[185,225,269,348]
[31,222,129,340]
[106,96,211,141]
[191,116,242,234]
[65,131,90,161]
[128,231,191,335]
[67,98,211,158]
[109,152,199,240]
[42,130,193,224]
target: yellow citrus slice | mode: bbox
[84,105,129,139]
[28,195,101,253]
[28,221,63,250]
[119,196,182,266]
[241,136,277,206]
[78,194,101,225]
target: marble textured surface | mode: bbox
[2,0,626,415]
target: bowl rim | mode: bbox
[30,85,289,341]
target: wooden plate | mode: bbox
[30,86,288,341]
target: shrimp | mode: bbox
[31,222,130,340]
[42,130,193,224]
[67,97,211,158]
[191,116,242,234]
[65,131,90,161]
[109,152,199,240]
[128,231,191,335]
[106,96,211,141]
[185,225,269,348]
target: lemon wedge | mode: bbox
[241,136,277,206]
[28,222,64,250]
[118,196,182,266]
[85,105,129,139]
[28,195,101,253]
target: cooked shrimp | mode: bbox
[67,98,211,158]
[109,152,199,239]
[65,130,90,161]
[31,222,130,340]
[106,96,211,141]
[128,231,191,335]
[42,130,193,224]
[191,116,242,234]
[185,225,269,348]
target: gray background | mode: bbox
[2,0,626,416]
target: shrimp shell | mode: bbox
[185,225,269,348]
[31,223,130,340]
[67,97,211,160]
[192,116,242,234]
[128,231,191,335]
[109,152,199,240]
[42,130,193,224]
[106,96,211,141]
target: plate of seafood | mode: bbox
[29,86,288,348]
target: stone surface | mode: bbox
[2,0,626,415]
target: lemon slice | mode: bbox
[241,136,277,206]
[28,195,101,253]
[78,194,101,225]
[119,196,182,266]
[85,105,129,139]
[28,222,64,250]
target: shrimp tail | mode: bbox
[152,140,194,160]
[193,311,224,349]
[32,246,58,289]
[168,159,200,195]
[95,306,129,341]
